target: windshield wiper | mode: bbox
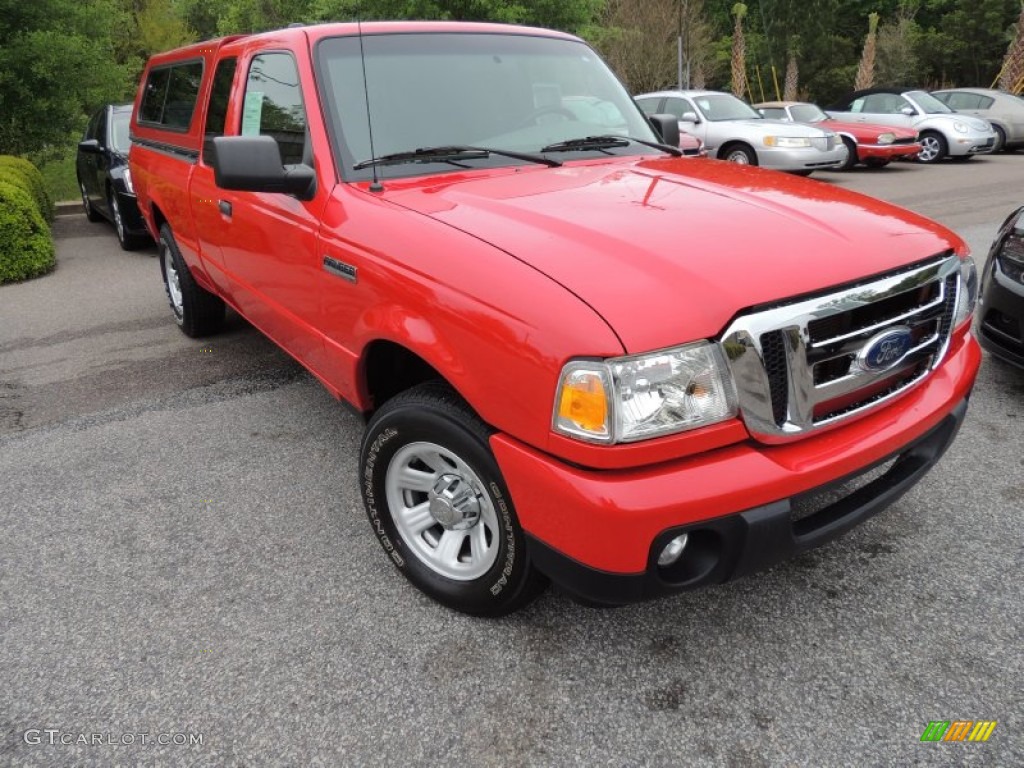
[354,145,561,171]
[540,135,683,157]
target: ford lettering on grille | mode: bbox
[859,327,913,371]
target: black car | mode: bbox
[977,206,1024,368]
[76,104,151,250]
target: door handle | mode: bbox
[218,200,232,217]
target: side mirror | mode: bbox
[901,106,917,116]
[648,114,680,148]
[680,111,699,123]
[78,139,101,154]
[211,135,315,200]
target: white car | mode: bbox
[825,88,996,163]
[635,89,847,173]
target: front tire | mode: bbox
[840,137,858,170]
[992,125,1006,153]
[80,181,102,222]
[158,224,224,337]
[110,192,147,251]
[721,143,757,165]
[360,382,547,616]
[917,131,947,163]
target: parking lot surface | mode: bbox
[2,155,1022,766]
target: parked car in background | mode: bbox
[932,88,1024,153]
[635,90,846,173]
[977,205,1024,368]
[76,104,151,250]
[562,95,704,156]
[755,100,920,169]
[826,88,996,163]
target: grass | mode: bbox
[38,153,79,204]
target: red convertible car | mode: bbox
[756,101,921,169]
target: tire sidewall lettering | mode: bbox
[363,426,405,568]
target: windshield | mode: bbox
[789,104,828,122]
[691,94,761,121]
[316,33,658,180]
[111,110,131,152]
[907,90,954,114]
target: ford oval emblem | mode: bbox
[858,327,913,371]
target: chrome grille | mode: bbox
[811,136,835,152]
[721,253,961,443]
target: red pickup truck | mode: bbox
[130,22,980,616]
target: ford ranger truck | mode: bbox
[129,22,981,616]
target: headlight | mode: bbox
[953,257,978,329]
[953,121,969,134]
[553,342,738,444]
[763,136,812,148]
[877,132,895,145]
[995,208,1024,283]
[123,168,135,194]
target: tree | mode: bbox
[590,0,716,93]
[730,3,748,98]
[998,2,1024,93]
[782,47,798,101]
[854,12,879,90]
[0,0,134,157]
[875,4,921,86]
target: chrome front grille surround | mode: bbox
[811,136,835,152]
[720,253,961,444]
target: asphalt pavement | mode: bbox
[1,155,1022,766]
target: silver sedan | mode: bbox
[635,89,847,173]
[932,87,1024,153]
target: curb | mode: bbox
[55,200,82,217]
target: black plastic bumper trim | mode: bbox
[528,397,969,607]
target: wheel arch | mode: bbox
[717,140,756,161]
[360,338,451,415]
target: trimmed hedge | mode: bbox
[0,169,56,284]
[0,156,54,223]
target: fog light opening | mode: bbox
[657,534,689,567]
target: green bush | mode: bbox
[0,155,54,222]
[0,180,55,284]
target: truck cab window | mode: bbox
[203,57,238,164]
[243,53,308,165]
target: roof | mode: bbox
[634,90,730,99]
[144,21,579,64]
[752,101,805,108]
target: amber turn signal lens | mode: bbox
[558,372,608,434]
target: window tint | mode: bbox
[635,98,663,116]
[977,95,994,109]
[662,98,693,119]
[110,111,131,153]
[139,61,204,130]
[758,107,786,119]
[861,93,906,114]
[203,57,237,163]
[243,53,308,165]
[96,108,109,148]
[83,110,101,141]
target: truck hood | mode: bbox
[383,158,958,353]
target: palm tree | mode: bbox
[731,3,748,99]
[783,49,799,101]
[855,12,879,90]
[998,3,1024,94]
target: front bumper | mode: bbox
[858,142,921,161]
[114,188,150,236]
[493,333,979,604]
[978,255,1024,368]
[757,144,847,171]
[947,133,996,157]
